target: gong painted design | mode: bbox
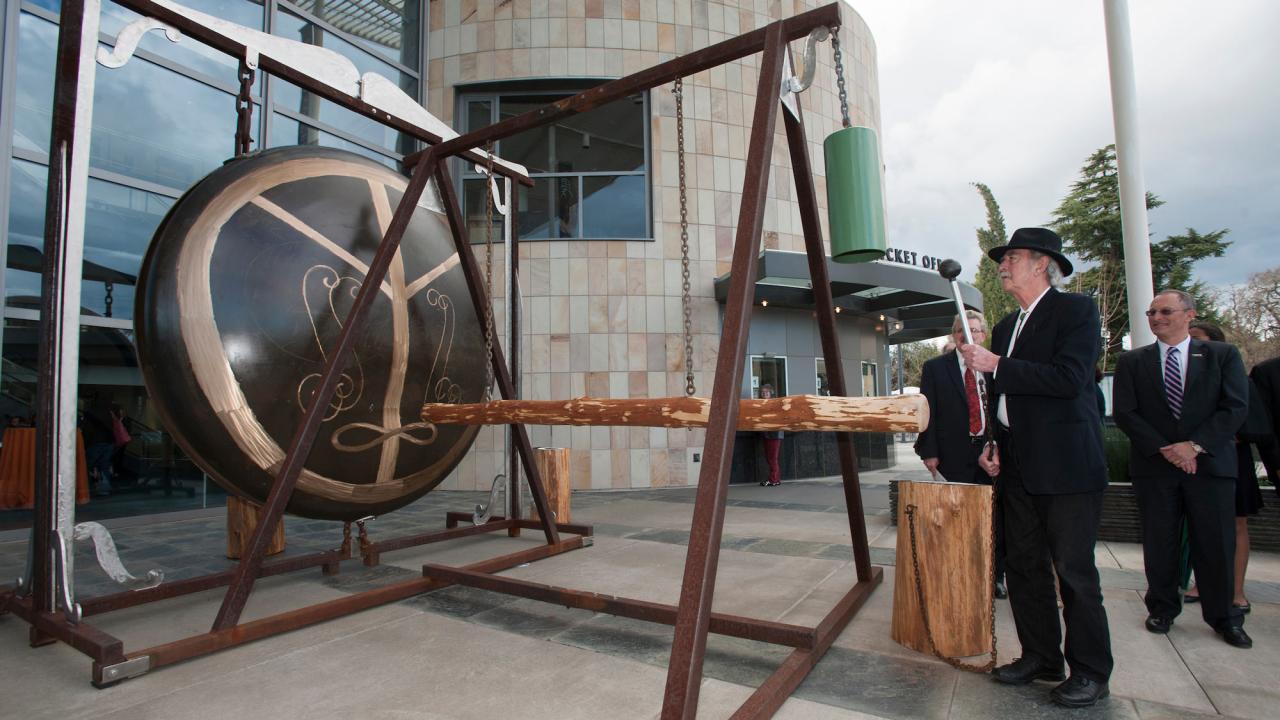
[137,146,484,520]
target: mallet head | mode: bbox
[938,258,962,281]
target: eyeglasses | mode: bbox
[1144,308,1188,317]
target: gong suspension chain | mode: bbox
[903,497,998,673]
[673,78,695,397]
[482,140,498,401]
[830,28,851,129]
[235,59,255,157]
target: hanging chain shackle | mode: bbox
[482,141,498,401]
[235,58,255,157]
[673,78,695,397]
[830,27,852,129]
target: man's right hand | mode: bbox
[923,457,940,474]
[978,443,1001,477]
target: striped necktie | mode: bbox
[1164,347,1183,419]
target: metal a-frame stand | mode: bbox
[0,2,882,717]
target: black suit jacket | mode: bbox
[1249,357,1280,481]
[1112,339,1247,479]
[990,288,1107,494]
[914,350,991,481]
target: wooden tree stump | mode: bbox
[891,480,993,659]
[528,447,571,524]
[226,494,286,559]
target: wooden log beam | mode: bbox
[422,395,928,433]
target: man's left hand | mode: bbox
[1160,441,1199,474]
[959,343,1000,373]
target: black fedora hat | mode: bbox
[987,227,1073,276]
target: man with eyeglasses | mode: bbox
[958,227,1112,708]
[915,309,1007,597]
[1112,289,1251,649]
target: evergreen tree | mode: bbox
[971,183,1019,334]
[1050,145,1229,368]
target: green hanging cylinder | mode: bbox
[824,126,886,263]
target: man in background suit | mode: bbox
[1249,354,1280,495]
[1112,289,1251,648]
[959,227,1112,708]
[915,309,1006,597]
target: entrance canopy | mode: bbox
[713,250,984,344]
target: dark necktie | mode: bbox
[1165,347,1183,419]
[964,367,982,434]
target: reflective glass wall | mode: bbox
[0,0,424,529]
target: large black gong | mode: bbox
[137,146,485,521]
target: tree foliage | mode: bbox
[891,340,945,390]
[1050,145,1230,368]
[1216,267,1280,368]
[971,183,1019,331]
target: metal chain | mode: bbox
[830,28,851,129]
[673,78,695,396]
[903,501,998,673]
[482,140,497,401]
[235,59,255,157]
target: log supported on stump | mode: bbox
[421,395,928,433]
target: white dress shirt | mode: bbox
[997,286,1052,427]
[1157,335,1191,393]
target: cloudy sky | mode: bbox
[845,0,1279,290]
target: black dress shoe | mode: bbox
[1050,675,1110,708]
[1145,616,1173,634]
[1218,626,1253,649]
[993,580,1008,599]
[991,656,1066,685]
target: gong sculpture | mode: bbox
[136,146,486,520]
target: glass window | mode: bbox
[6,158,174,321]
[461,88,649,241]
[750,356,786,398]
[861,361,878,397]
[285,0,420,68]
[268,113,399,169]
[273,9,416,94]
[12,12,57,155]
[816,358,831,396]
[273,79,407,156]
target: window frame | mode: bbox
[455,84,653,242]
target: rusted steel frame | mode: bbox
[210,152,441,631]
[411,3,843,166]
[782,94,873,580]
[133,538,584,672]
[4,595,125,663]
[661,24,788,720]
[444,511,595,537]
[78,549,342,617]
[433,163,560,546]
[422,564,815,649]
[729,567,884,720]
[109,0,530,185]
[364,517,516,556]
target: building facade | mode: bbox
[0,0,976,529]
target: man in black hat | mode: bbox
[959,227,1113,708]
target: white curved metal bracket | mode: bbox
[781,26,830,120]
[74,522,165,591]
[97,17,182,69]
[473,473,506,524]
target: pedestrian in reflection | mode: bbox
[758,384,783,487]
[82,394,116,497]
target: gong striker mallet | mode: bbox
[938,259,997,453]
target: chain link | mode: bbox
[235,59,255,157]
[673,78,695,396]
[482,140,497,401]
[830,28,851,129]
[904,500,998,673]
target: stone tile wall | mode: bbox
[427,0,882,492]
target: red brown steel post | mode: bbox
[210,152,442,631]
[660,24,788,720]
[781,64,873,580]
[433,164,561,544]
